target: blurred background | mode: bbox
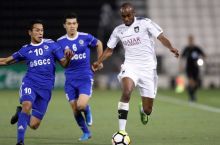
[0,0,220,89]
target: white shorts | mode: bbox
[117,64,158,98]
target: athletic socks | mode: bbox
[17,112,30,143]
[74,112,90,134]
[118,102,129,131]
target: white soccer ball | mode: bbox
[112,131,131,145]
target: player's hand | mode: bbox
[170,48,179,58]
[65,48,74,59]
[92,62,103,72]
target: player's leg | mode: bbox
[139,97,154,125]
[29,89,51,130]
[83,105,92,126]
[138,69,157,125]
[16,83,36,145]
[17,101,32,145]
[118,77,135,131]
[76,78,94,141]
[77,78,93,127]
[76,95,91,141]
[11,106,22,125]
[70,100,91,141]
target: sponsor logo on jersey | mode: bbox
[29,59,51,67]
[122,37,141,46]
[134,26,139,33]
[71,53,86,60]
[28,50,33,54]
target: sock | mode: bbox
[17,112,30,143]
[83,105,90,117]
[74,112,89,133]
[118,102,129,131]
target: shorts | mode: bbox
[19,81,52,120]
[117,64,158,98]
[65,78,93,102]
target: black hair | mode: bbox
[63,12,78,24]
[120,2,135,11]
[27,19,44,31]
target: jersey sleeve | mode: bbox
[52,42,65,61]
[12,48,25,62]
[107,27,120,49]
[87,34,98,48]
[145,19,163,38]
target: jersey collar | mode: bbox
[30,39,44,46]
[66,32,79,41]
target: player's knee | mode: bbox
[121,91,132,102]
[77,104,86,111]
[30,123,40,130]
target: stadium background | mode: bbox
[0,0,220,145]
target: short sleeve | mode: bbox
[53,42,64,61]
[87,34,98,48]
[107,28,120,49]
[146,19,163,38]
[12,48,25,62]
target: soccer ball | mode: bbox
[112,131,131,145]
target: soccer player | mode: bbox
[57,13,103,141]
[92,2,179,132]
[181,35,206,102]
[0,19,73,145]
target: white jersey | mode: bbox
[107,17,163,70]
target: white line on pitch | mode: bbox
[158,95,220,113]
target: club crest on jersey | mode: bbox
[79,39,84,45]
[134,26,139,33]
[44,45,49,50]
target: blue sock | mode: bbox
[17,112,30,143]
[83,105,90,116]
[74,112,89,133]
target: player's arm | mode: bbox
[92,47,113,72]
[94,40,104,70]
[59,48,74,68]
[0,56,17,66]
[157,33,179,58]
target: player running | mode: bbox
[0,19,73,145]
[57,13,103,141]
[92,2,179,132]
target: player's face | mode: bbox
[64,18,78,37]
[29,23,44,44]
[120,7,135,26]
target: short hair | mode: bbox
[63,12,78,24]
[120,2,134,10]
[27,19,43,31]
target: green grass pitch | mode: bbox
[0,89,220,145]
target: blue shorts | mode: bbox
[19,82,52,120]
[65,78,93,102]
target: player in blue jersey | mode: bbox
[57,13,103,141]
[0,19,73,145]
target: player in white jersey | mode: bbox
[92,2,179,132]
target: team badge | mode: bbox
[79,39,84,45]
[44,45,49,50]
[134,26,139,33]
